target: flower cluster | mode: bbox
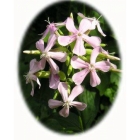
[23,13,120,117]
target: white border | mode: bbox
[14,0,126,140]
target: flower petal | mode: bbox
[77,13,86,18]
[47,58,59,74]
[71,101,87,111]
[45,34,57,52]
[71,56,89,69]
[68,85,84,101]
[73,36,86,56]
[58,35,76,46]
[58,82,68,102]
[36,39,44,52]
[59,106,69,117]
[49,73,60,89]
[66,17,77,33]
[99,47,108,55]
[97,22,106,37]
[90,19,97,29]
[72,68,90,85]
[29,59,41,73]
[90,71,101,87]
[95,61,110,72]
[39,58,46,70]
[77,13,95,22]
[30,81,35,96]
[90,47,100,64]
[48,99,63,109]
[30,75,41,89]
[79,19,91,33]
[48,52,67,62]
[107,59,117,69]
[41,27,49,39]
[47,34,57,50]
[82,34,101,48]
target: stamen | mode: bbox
[44,17,51,24]
[97,15,102,20]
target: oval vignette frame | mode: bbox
[18,0,122,135]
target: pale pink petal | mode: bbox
[97,22,106,37]
[90,19,97,30]
[30,59,37,71]
[68,85,84,101]
[82,34,101,48]
[79,19,91,33]
[30,81,35,96]
[29,59,41,73]
[58,35,76,46]
[107,59,117,69]
[59,106,69,117]
[49,23,57,34]
[71,56,89,69]
[58,82,68,102]
[39,58,46,70]
[31,88,34,96]
[77,13,95,21]
[45,34,57,52]
[48,34,57,46]
[54,21,66,26]
[70,101,87,111]
[73,36,86,56]
[72,68,90,85]
[41,27,49,39]
[47,58,59,74]
[90,71,101,87]
[77,13,86,18]
[30,75,41,88]
[48,99,63,109]
[36,39,45,52]
[94,61,110,72]
[99,47,108,55]
[90,47,100,64]
[48,52,67,62]
[49,73,60,89]
[66,17,77,33]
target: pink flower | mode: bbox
[49,68,60,89]
[58,17,101,56]
[41,18,66,40]
[36,37,67,74]
[107,59,117,69]
[48,82,87,117]
[24,59,42,96]
[78,13,106,37]
[71,47,110,87]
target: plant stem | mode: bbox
[78,115,84,131]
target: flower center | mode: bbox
[89,64,95,71]
[78,32,82,36]
[40,52,50,59]
[24,72,32,83]
[63,100,72,108]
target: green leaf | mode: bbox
[77,15,82,24]
[50,112,83,133]
[78,84,100,129]
[67,65,73,76]
[58,71,66,81]
[110,72,121,86]
[96,72,110,96]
